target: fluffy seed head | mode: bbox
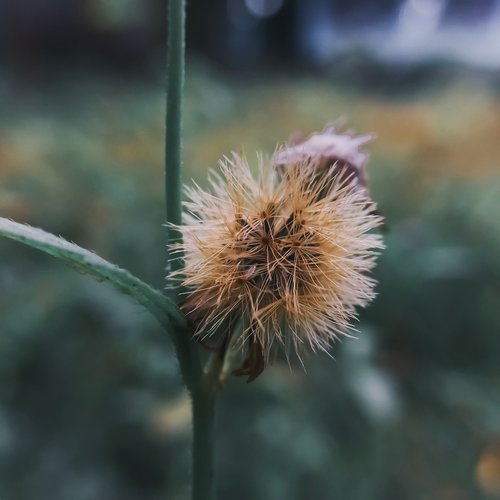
[174,152,383,381]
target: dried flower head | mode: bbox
[174,151,383,382]
[273,119,375,190]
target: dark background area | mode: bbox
[1,1,500,499]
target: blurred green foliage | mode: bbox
[0,64,499,500]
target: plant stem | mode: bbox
[164,0,203,452]
[165,0,185,275]
[192,384,217,500]
[0,217,187,331]
[164,1,218,499]
[165,0,202,394]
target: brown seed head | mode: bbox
[173,153,383,381]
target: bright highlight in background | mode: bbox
[245,0,284,18]
[397,0,447,41]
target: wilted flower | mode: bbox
[173,142,383,382]
[273,119,375,190]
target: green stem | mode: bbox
[0,217,186,331]
[191,353,224,500]
[164,0,201,385]
[192,385,217,500]
[165,0,185,274]
[164,1,217,498]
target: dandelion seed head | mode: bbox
[174,149,383,381]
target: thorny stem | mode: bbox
[165,1,218,499]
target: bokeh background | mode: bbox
[1,0,500,499]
